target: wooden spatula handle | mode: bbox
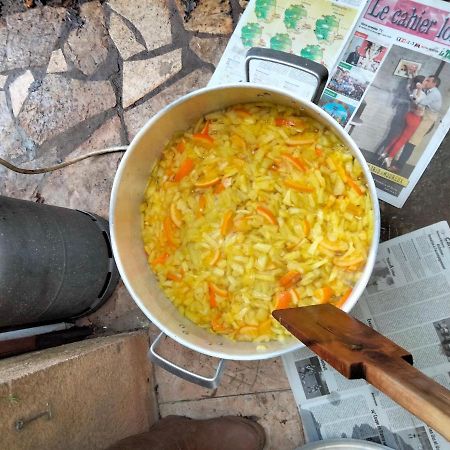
[364,352,450,440]
[273,305,450,440]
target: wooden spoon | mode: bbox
[273,304,450,440]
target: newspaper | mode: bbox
[282,222,450,449]
[209,0,368,95]
[210,0,450,208]
[320,0,450,207]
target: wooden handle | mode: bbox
[272,304,450,440]
[364,352,450,440]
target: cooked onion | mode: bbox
[141,103,373,342]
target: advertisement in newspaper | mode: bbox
[209,0,367,94]
[282,221,450,449]
[320,0,450,207]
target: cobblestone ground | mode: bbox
[0,2,304,447]
[0,0,243,330]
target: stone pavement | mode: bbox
[0,0,239,331]
[0,1,304,448]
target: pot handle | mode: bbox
[244,47,328,104]
[148,332,226,389]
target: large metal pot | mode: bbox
[110,51,380,387]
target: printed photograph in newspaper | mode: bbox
[365,258,395,294]
[295,356,331,399]
[393,426,434,450]
[349,44,450,197]
[342,34,388,72]
[433,317,450,361]
[318,92,357,126]
[328,63,372,100]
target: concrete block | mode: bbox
[0,331,158,450]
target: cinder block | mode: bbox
[0,331,158,450]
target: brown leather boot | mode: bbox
[107,415,266,450]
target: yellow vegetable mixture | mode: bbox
[141,102,374,342]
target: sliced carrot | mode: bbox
[220,210,234,236]
[279,270,302,288]
[275,291,292,309]
[176,141,185,153]
[151,253,169,267]
[192,133,214,146]
[275,117,304,128]
[303,219,310,237]
[269,162,280,172]
[232,107,251,117]
[174,158,194,182]
[167,272,182,281]
[346,175,364,196]
[284,179,314,193]
[211,316,227,332]
[163,216,173,232]
[163,216,176,247]
[346,204,362,217]
[322,286,334,300]
[198,194,207,214]
[194,176,221,188]
[208,283,217,308]
[210,282,228,297]
[315,145,323,157]
[275,117,290,127]
[315,286,334,304]
[335,288,352,309]
[214,182,226,194]
[256,206,277,225]
[201,120,210,135]
[281,153,307,172]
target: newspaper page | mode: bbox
[209,0,368,97]
[318,0,450,208]
[282,221,450,449]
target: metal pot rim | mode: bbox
[110,83,380,361]
[298,438,392,449]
